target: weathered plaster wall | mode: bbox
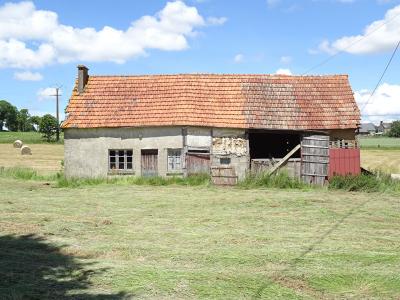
[212,128,249,180]
[64,126,251,180]
[186,127,212,148]
[64,127,183,178]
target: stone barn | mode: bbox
[61,65,361,184]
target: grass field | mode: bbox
[0,143,63,174]
[358,136,400,149]
[0,131,64,144]
[1,177,399,299]
[361,149,400,174]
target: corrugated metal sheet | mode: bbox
[329,149,361,177]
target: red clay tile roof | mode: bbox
[62,74,360,130]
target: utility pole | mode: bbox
[50,86,61,142]
[55,87,60,142]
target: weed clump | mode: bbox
[329,173,400,193]
[238,171,310,189]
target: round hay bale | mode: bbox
[21,145,32,155]
[13,140,23,148]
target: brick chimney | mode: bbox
[77,65,89,94]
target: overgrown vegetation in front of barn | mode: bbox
[1,166,399,193]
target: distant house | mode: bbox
[376,121,392,134]
[359,123,376,135]
[61,65,361,184]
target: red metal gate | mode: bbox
[328,148,360,177]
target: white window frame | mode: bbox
[167,148,182,172]
[109,149,133,172]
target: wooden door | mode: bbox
[141,149,158,177]
[301,135,329,185]
[187,153,210,175]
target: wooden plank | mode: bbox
[301,145,329,149]
[301,134,329,185]
[268,144,301,175]
[187,153,210,175]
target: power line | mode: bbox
[301,10,400,75]
[359,39,400,113]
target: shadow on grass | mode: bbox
[0,234,128,299]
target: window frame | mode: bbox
[108,149,133,173]
[167,148,183,172]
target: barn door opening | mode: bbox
[186,149,210,176]
[141,149,158,177]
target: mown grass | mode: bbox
[0,131,64,144]
[0,177,399,298]
[358,136,400,149]
[361,149,400,174]
[0,144,64,175]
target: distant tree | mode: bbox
[388,121,400,138]
[39,114,58,142]
[29,115,42,131]
[17,108,32,132]
[0,100,18,131]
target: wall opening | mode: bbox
[249,131,301,159]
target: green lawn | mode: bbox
[0,178,399,299]
[359,136,400,149]
[0,131,64,144]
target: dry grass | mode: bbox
[0,177,399,299]
[0,144,63,175]
[361,149,400,174]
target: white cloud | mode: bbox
[319,5,400,54]
[207,17,227,25]
[280,55,292,64]
[0,39,55,68]
[14,70,43,81]
[0,1,226,68]
[267,0,281,8]
[275,68,293,75]
[37,87,61,100]
[355,83,400,122]
[234,53,244,63]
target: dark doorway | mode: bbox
[141,149,158,177]
[249,131,301,159]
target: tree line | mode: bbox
[0,100,59,142]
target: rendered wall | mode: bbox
[64,127,183,178]
[64,126,250,179]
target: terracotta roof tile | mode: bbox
[62,74,360,130]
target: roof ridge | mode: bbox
[88,73,349,78]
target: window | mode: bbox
[109,149,133,171]
[167,149,182,171]
[220,157,231,165]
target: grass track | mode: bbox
[0,178,399,299]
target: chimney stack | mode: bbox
[77,65,89,93]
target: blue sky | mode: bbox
[0,0,399,124]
